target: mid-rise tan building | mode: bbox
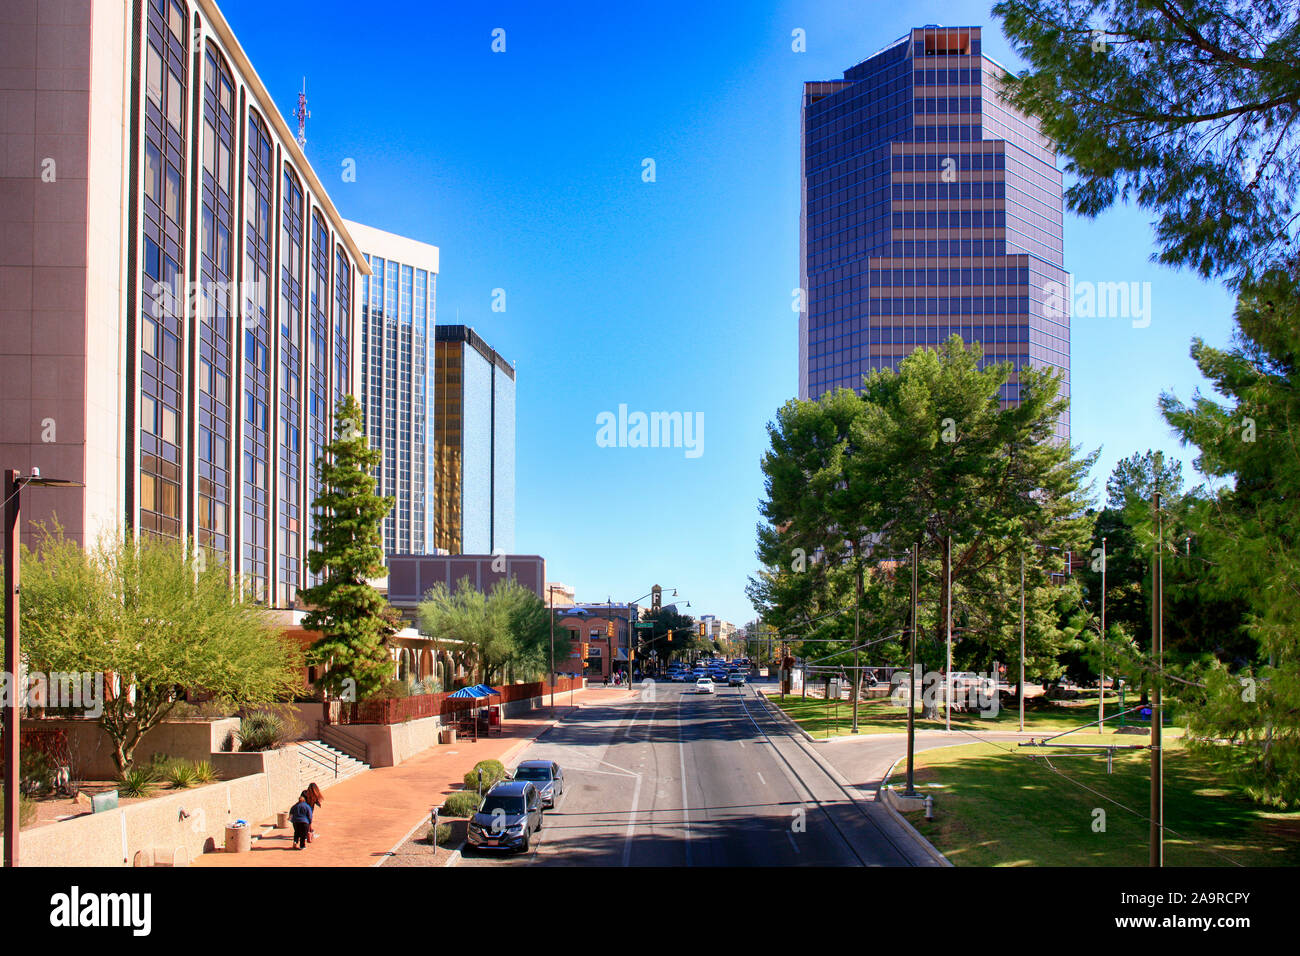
[1,0,366,611]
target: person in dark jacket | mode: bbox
[289,794,313,849]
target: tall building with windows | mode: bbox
[432,326,514,555]
[343,220,438,557]
[800,25,1069,439]
[0,0,365,609]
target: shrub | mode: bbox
[412,678,441,696]
[237,712,288,751]
[119,765,156,798]
[441,791,480,818]
[376,678,411,699]
[426,822,453,846]
[164,761,197,789]
[192,760,217,784]
[0,788,38,828]
[19,750,56,797]
[462,759,507,793]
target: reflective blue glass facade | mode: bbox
[354,232,435,557]
[799,26,1069,439]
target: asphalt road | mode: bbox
[459,680,936,867]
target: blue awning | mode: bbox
[448,687,485,698]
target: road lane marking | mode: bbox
[622,771,642,867]
[756,771,767,786]
[677,690,692,865]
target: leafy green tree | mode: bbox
[639,606,699,665]
[490,578,571,682]
[994,0,1300,283]
[1160,268,1300,804]
[11,527,300,772]
[300,394,398,700]
[757,338,1095,710]
[418,578,505,685]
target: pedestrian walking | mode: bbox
[289,792,313,850]
[304,781,323,841]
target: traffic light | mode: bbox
[606,619,615,638]
[698,622,705,637]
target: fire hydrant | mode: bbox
[924,795,935,820]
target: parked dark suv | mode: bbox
[466,781,543,853]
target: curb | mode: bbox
[875,757,954,867]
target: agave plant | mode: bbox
[192,759,217,784]
[164,761,197,789]
[118,765,156,798]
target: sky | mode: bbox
[220,0,1238,627]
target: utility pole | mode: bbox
[945,535,952,733]
[852,552,862,734]
[1019,552,1026,734]
[905,541,918,796]
[1150,490,1164,867]
[548,585,556,711]
[1099,536,1107,732]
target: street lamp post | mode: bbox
[905,541,918,796]
[1150,490,1164,867]
[4,468,82,868]
[1099,536,1107,732]
[945,535,952,733]
[1019,553,1026,733]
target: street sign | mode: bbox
[634,622,655,629]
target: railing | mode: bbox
[298,738,341,778]
[315,721,371,765]
[326,676,586,726]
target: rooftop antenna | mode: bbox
[295,77,310,149]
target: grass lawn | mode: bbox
[903,739,1300,866]
[767,692,1157,738]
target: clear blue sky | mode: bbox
[222,0,1237,627]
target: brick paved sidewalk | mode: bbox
[195,686,635,867]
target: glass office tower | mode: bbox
[344,221,439,556]
[799,26,1069,439]
[432,326,515,555]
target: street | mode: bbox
[459,680,935,867]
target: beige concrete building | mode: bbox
[0,0,366,610]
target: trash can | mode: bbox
[225,821,251,853]
[488,705,501,727]
[276,811,289,828]
[439,726,457,745]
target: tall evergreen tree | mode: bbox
[1160,268,1300,805]
[301,394,397,699]
[994,0,1300,284]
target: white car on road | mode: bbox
[694,677,715,695]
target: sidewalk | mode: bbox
[195,685,635,867]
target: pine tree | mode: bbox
[994,0,1300,284]
[300,394,398,699]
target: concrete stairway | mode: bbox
[297,740,370,790]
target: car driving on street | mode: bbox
[695,677,715,694]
